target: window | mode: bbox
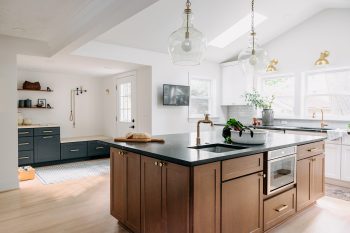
[119,82,132,122]
[258,73,296,117]
[303,68,350,120]
[189,78,215,118]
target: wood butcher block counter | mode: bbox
[101,130,327,233]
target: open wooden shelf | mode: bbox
[17,89,53,92]
[18,107,54,110]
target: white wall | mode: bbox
[102,67,152,137]
[265,9,350,73]
[0,35,49,192]
[74,41,225,135]
[17,70,105,138]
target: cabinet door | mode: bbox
[125,151,141,233]
[110,149,141,233]
[162,162,190,233]
[222,172,263,233]
[325,142,341,179]
[221,63,247,105]
[141,156,162,233]
[296,158,312,212]
[341,145,350,181]
[110,148,126,221]
[311,154,325,201]
[193,162,221,233]
[34,135,60,163]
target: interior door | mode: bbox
[116,75,137,137]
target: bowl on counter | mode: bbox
[231,129,268,145]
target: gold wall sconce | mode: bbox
[266,59,278,72]
[315,50,330,66]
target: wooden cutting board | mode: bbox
[114,137,165,143]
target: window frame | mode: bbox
[257,72,297,118]
[188,77,216,119]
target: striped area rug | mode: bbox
[35,159,110,185]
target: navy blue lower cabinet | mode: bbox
[61,142,88,160]
[18,151,34,166]
[34,135,61,163]
[88,141,109,156]
[18,137,34,151]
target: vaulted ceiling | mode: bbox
[95,0,350,63]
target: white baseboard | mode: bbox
[326,178,350,188]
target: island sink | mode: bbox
[188,143,248,153]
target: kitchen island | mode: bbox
[102,130,327,233]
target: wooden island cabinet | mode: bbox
[110,140,325,233]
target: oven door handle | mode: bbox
[275,204,288,212]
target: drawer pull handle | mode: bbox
[96,147,104,150]
[19,143,30,146]
[307,148,318,152]
[70,149,80,152]
[19,132,30,135]
[43,130,53,133]
[19,157,30,160]
[43,136,53,139]
[258,173,266,178]
[275,204,288,212]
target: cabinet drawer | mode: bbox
[61,142,87,160]
[34,127,60,136]
[18,128,33,137]
[18,137,33,151]
[297,141,324,160]
[18,151,34,166]
[264,188,296,231]
[88,141,109,156]
[222,153,263,181]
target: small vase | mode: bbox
[262,109,274,126]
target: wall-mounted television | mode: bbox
[163,84,190,106]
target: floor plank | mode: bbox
[1,175,350,233]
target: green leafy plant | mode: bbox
[244,90,275,109]
[222,118,254,143]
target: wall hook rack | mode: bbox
[69,86,88,128]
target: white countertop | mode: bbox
[18,124,60,129]
[61,135,112,143]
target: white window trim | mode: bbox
[188,77,217,119]
[258,72,297,118]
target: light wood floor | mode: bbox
[1,176,350,233]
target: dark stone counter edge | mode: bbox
[97,138,326,167]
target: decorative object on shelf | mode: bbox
[23,118,32,126]
[24,99,32,108]
[18,100,25,108]
[315,50,330,66]
[23,81,41,90]
[47,87,53,92]
[244,90,275,126]
[37,99,47,108]
[18,112,24,126]
[70,86,88,128]
[168,0,207,66]
[47,104,52,109]
[266,59,278,72]
[238,0,269,70]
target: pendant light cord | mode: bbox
[185,0,191,38]
[251,0,256,55]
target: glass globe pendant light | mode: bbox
[168,0,207,66]
[238,0,268,70]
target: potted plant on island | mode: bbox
[244,90,275,126]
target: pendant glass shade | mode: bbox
[238,35,269,71]
[168,12,207,66]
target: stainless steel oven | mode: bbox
[265,146,297,195]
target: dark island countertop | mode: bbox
[100,129,327,167]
